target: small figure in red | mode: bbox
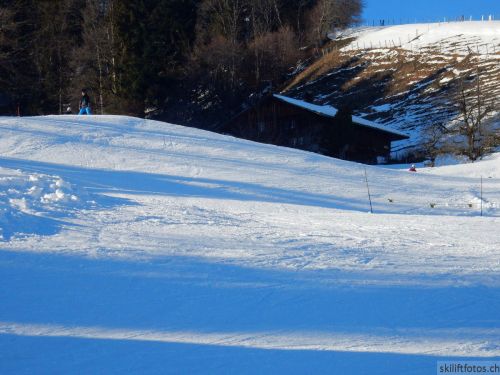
[409,164,417,172]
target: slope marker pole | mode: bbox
[480,176,483,217]
[364,167,373,214]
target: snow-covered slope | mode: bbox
[285,21,500,150]
[0,116,499,374]
[340,21,500,55]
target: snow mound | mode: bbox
[0,167,84,240]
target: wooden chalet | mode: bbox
[222,94,409,164]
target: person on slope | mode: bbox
[409,164,417,172]
[78,89,92,115]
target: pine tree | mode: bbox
[112,0,197,116]
[0,0,41,114]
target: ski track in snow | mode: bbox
[0,115,499,374]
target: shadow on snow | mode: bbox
[0,157,369,213]
[0,251,498,374]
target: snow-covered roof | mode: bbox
[273,94,408,139]
[273,94,339,118]
[351,115,409,138]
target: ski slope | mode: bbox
[0,115,499,374]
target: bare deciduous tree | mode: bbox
[80,0,111,114]
[248,26,299,85]
[449,67,498,161]
[306,0,363,46]
[70,0,125,114]
[422,122,448,166]
[195,0,247,90]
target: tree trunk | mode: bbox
[96,43,104,114]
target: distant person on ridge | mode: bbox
[78,89,92,115]
[409,164,417,172]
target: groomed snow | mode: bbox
[0,115,499,374]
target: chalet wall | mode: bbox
[224,97,395,164]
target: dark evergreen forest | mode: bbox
[0,0,362,127]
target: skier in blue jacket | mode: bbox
[78,89,92,115]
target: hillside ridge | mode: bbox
[283,21,500,154]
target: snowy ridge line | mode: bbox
[336,21,500,57]
[1,321,499,357]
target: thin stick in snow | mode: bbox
[480,176,483,217]
[364,167,373,214]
